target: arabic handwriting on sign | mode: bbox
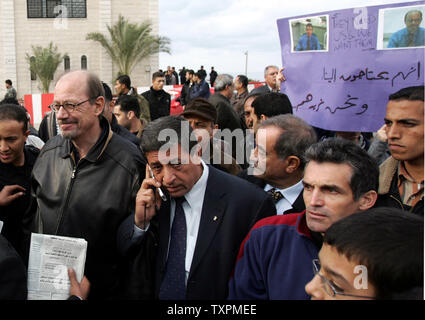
[296,94,368,115]
[323,68,336,83]
[338,67,390,82]
[356,104,368,115]
[325,94,358,114]
[391,62,421,87]
[295,93,313,111]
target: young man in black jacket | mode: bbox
[142,71,171,121]
[0,104,39,254]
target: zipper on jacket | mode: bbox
[55,165,77,235]
[389,194,404,210]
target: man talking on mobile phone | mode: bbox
[117,115,275,300]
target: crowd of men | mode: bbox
[0,60,423,301]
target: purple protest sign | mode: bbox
[277,1,424,132]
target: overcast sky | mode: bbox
[158,0,417,81]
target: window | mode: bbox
[27,0,87,18]
[30,56,37,80]
[64,56,70,71]
[81,55,87,70]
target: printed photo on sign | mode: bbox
[290,15,329,53]
[377,4,425,50]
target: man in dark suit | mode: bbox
[117,116,275,300]
[239,114,317,215]
[250,65,286,95]
[0,234,27,300]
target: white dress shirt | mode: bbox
[264,179,303,215]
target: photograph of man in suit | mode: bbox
[117,116,275,300]
[295,23,322,51]
[387,9,425,48]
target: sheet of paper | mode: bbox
[27,233,87,300]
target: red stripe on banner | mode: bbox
[41,93,54,118]
[24,95,34,126]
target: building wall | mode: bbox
[0,0,159,99]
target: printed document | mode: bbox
[27,233,87,300]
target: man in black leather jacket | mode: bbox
[22,71,145,300]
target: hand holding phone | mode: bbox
[134,166,164,229]
[148,166,167,202]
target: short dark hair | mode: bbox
[324,207,424,300]
[187,69,194,76]
[5,79,12,86]
[252,92,293,118]
[306,23,313,29]
[140,116,198,156]
[116,75,131,89]
[389,85,424,102]
[236,75,248,88]
[152,71,165,81]
[115,95,141,118]
[0,104,28,133]
[102,82,113,103]
[195,71,204,79]
[260,114,317,170]
[304,138,379,200]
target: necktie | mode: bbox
[159,197,187,300]
[267,188,284,203]
[307,38,311,50]
[407,33,415,47]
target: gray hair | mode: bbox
[214,74,233,92]
[259,114,317,170]
[264,65,278,76]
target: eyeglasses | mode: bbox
[407,18,422,23]
[312,259,375,299]
[49,97,97,113]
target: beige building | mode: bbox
[0,0,159,99]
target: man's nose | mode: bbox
[386,124,400,140]
[0,140,9,152]
[308,188,324,207]
[305,274,325,300]
[162,167,176,185]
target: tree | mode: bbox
[25,42,65,93]
[86,15,171,77]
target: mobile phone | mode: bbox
[148,165,167,202]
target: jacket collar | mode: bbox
[60,116,113,163]
[297,211,323,249]
[378,156,399,195]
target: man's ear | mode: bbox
[127,110,135,120]
[284,156,301,173]
[94,96,105,116]
[358,190,378,210]
[260,114,268,122]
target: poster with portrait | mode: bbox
[277,1,425,132]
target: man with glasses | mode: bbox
[387,9,425,48]
[305,207,423,300]
[250,66,286,95]
[228,138,378,299]
[22,70,145,300]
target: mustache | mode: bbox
[58,120,77,125]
